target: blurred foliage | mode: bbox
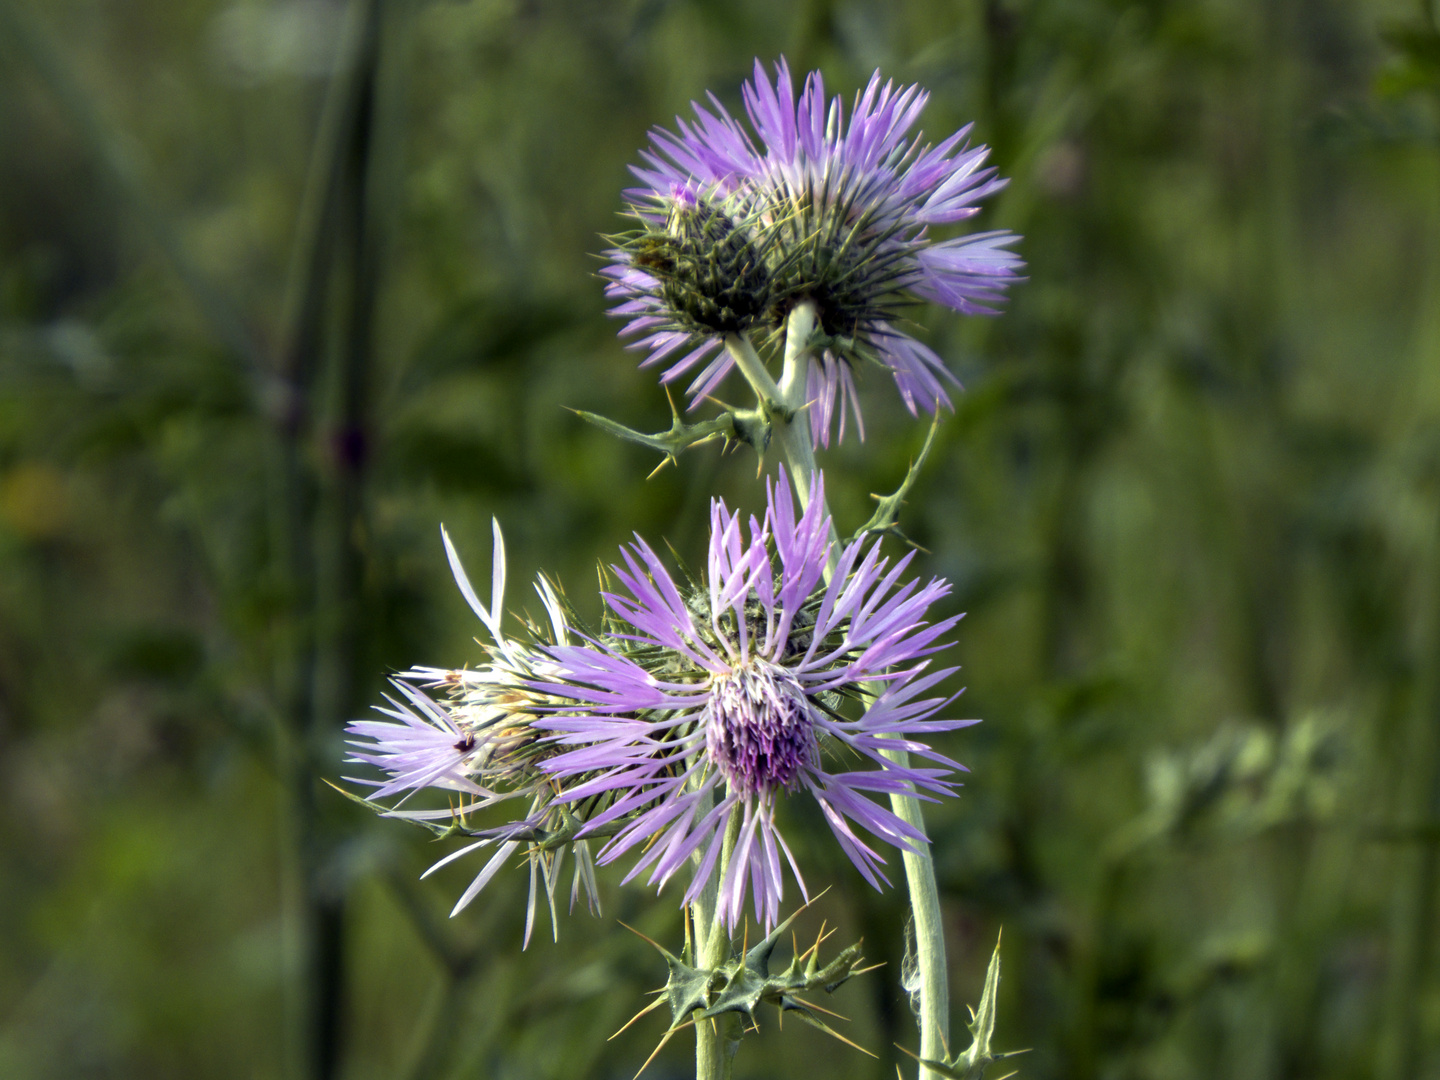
[1,0,1438,1078]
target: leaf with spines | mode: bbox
[851,415,942,548]
[618,922,716,1027]
[571,387,772,471]
[898,934,1027,1080]
[623,896,878,1066]
[658,950,715,1026]
[700,911,874,1032]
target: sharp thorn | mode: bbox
[631,1027,676,1080]
[797,999,849,1021]
[616,920,666,952]
[815,1023,877,1058]
[609,995,667,1040]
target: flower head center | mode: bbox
[705,660,815,797]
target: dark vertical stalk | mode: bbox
[1252,5,1313,1075]
[270,2,389,1077]
[1267,823,1324,1079]
[3,3,417,1076]
[0,4,381,1075]
[1380,727,1440,1080]
[981,0,1020,165]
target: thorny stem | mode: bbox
[692,799,744,1079]
[731,302,951,1080]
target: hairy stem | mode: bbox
[731,304,951,1079]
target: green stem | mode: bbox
[723,331,783,402]
[730,304,951,1079]
[692,800,743,1079]
[724,312,841,562]
[772,304,826,514]
[885,777,950,1080]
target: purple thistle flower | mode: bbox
[603,58,1023,447]
[345,523,566,804]
[533,470,974,930]
[344,523,603,942]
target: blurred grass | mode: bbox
[1,0,1438,1078]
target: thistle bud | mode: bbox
[627,190,774,338]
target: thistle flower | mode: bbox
[533,470,973,929]
[604,58,1023,447]
[344,523,603,942]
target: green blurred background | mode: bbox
[1,0,1437,1077]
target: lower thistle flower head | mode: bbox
[534,469,974,929]
[604,58,1024,447]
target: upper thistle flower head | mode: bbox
[604,58,1023,447]
[533,469,974,929]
